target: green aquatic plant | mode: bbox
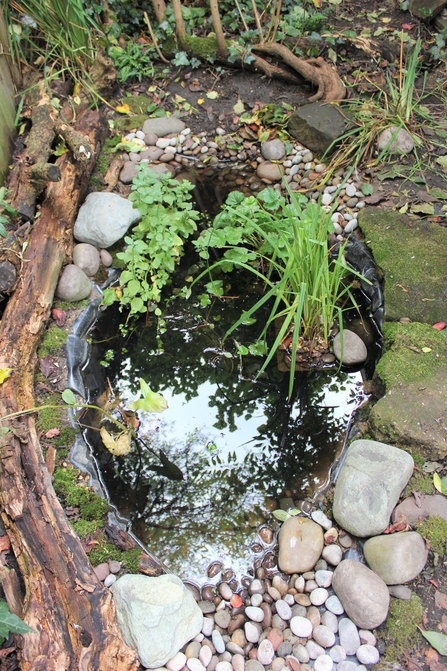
[188,185,366,397]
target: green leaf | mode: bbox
[128,379,168,414]
[419,629,447,655]
[272,509,290,522]
[233,99,245,115]
[410,203,434,215]
[434,472,447,495]
[361,183,374,196]
[429,187,447,200]
[62,389,76,405]
[237,345,249,355]
[436,156,447,168]
[0,601,35,640]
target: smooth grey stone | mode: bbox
[111,574,203,668]
[142,116,186,137]
[119,161,138,184]
[333,329,367,366]
[261,139,285,161]
[388,585,412,600]
[74,192,141,248]
[332,560,390,629]
[377,126,414,155]
[56,264,91,302]
[333,439,414,537]
[363,532,427,584]
[73,243,100,276]
[338,617,361,655]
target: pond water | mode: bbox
[84,287,369,582]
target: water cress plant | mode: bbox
[102,165,201,318]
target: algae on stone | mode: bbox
[358,208,447,324]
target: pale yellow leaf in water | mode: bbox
[100,427,132,456]
[0,368,11,385]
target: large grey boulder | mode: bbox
[74,192,141,248]
[333,439,414,537]
[56,264,92,302]
[278,516,324,573]
[332,560,390,629]
[363,532,428,584]
[111,573,203,668]
[288,103,352,156]
[142,117,186,137]
[409,0,447,19]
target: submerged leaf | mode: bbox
[62,388,76,405]
[100,427,132,456]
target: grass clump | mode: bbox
[37,325,68,358]
[416,516,447,555]
[381,594,423,661]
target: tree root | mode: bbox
[253,42,346,101]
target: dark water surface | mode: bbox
[86,290,367,581]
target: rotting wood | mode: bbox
[0,109,139,671]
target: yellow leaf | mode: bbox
[100,427,132,456]
[421,347,432,353]
[148,85,157,92]
[197,98,204,105]
[382,17,391,22]
[0,368,11,385]
[73,82,81,96]
[116,104,131,114]
[174,94,186,103]
[434,472,443,493]
[399,203,408,214]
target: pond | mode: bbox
[83,282,371,582]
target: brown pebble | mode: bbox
[306,606,321,628]
[108,560,121,574]
[285,655,301,671]
[231,628,247,647]
[248,648,258,660]
[219,582,233,600]
[307,172,320,181]
[93,563,109,582]
[215,609,231,629]
[202,586,216,601]
[272,576,289,596]
[209,655,219,671]
[199,600,216,613]
[255,567,265,580]
[263,593,273,604]
[208,562,223,578]
[202,639,216,654]
[324,528,338,544]
[259,527,274,544]
[261,602,273,628]
[228,614,245,634]
[213,596,222,606]
[294,594,311,606]
[268,586,282,601]
[262,553,276,569]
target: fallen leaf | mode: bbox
[189,80,205,92]
[39,356,55,378]
[402,23,414,29]
[100,427,132,456]
[433,322,446,331]
[197,98,204,105]
[206,90,219,99]
[416,190,439,203]
[0,368,11,385]
[233,99,245,115]
[128,379,168,414]
[45,428,60,439]
[364,193,386,204]
[396,283,408,292]
[52,308,67,327]
[422,347,432,353]
[115,104,130,114]
[410,203,435,215]
[429,187,447,200]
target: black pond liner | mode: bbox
[65,179,384,581]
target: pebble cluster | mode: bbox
[118,116,370,240]
[167,547,381,671]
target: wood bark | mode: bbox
[0,109,139,671]
[209,0,229,60]
[172,0,186,42]
[151,0,166,23]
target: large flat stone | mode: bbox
[409,0,447,19]
[288,103,352,156]
[358,208,447,324]
[370,323,447,460]
[333,439,414,537]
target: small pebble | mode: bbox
[104,574,116,588]
[200,646,213,667]
[356,645,379,665]
[167,652,187,671]
[322,545,343,566]
[212,630,226,654]
[276,600,292,621]
[305,640,325,659]
[309,588,328,606]
[245,606,264,623]
[329,646,346,663]
[188,659,206,671]
[325,595,344,615]
[202,618,214,636]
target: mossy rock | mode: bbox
[358,208,447,323]
[369,323,447,459]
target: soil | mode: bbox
[2,0,447,668]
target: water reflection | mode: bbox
[86,296,365,579]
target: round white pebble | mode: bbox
[322,193,332,206]
[167,652,187,671]
[345,183,357,197]
[276,600,292,620]
[251,593,263,607]
[290,615,313,638]
[310,588,328,606]
[188,659,206,671]
[344,219,358,234]
[314,655,333,671]
[325,595,344,615]
[315,570,333,588]
[356,644,379,665]
[245,606,264,622]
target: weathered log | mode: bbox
[0,109,139,671]
[0,261,17,293]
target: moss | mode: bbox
[37,325,68,358]
[114,113,148,133]
[381,594,423,661]
[53,466,109,521]
[87,539,141,572]
[72,519,100,539]
[89,175,104,191]
[375,322,447,388]
[403,470,435,497]
[183,34,218,58]
[416,516,447,555]
[53,299,88,311]
[37,394,76,448]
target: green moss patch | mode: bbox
[37,325,68,358]
[53,467,109,522]
[37,394,76,448]
[416,516,447,555]
[358,208,447,323]
[381,594,423,662]
[87,539,141,572]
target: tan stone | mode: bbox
[278,517,324,574]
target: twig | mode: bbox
[250,0,264,44]
[144,11,169,64]
[270,0,283,44]
[234,0,249,32]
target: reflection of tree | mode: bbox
[88,295,359,576]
